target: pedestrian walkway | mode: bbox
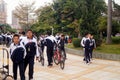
[33,54,120,80]
[0,46,120,80]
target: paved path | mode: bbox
[0,46,120,80]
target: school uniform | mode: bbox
[81,37,87,61]
[21,37,39,79]
[10,42,26,80]
[39,37,45,52]
[90,38,96,59]
[81,37,86,47]
[45,35,57,66]
[84,38,91,63]
[0,35,3,44]
[20,35,26,42]
[58,39,66,59]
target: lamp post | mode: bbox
[50,26,54,35]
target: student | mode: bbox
[21,30,39,80]
[58,34,66,59]
[90,35,96,60]
[84,33,91,64]
[20,31,26,42]
[38,35,46,62]
[39,35,45,52]
[81,33,88,61]
[10,34,26,80]
[45,31,57,67]
[6,33,12,47]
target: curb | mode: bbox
[65,48,120,61]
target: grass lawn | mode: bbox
[66,43,120,54]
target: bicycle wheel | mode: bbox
[41,57,44,66]
[53,53,59,65]
[38,53,43,62]
[0,72,3,79]
[60,61,65,70]
[3,75,13,80]
[61,50,66,62]
[0,71,7,80]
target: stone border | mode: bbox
[65,48,120,61]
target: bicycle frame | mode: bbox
[53,46,65,70]
[54,47,61,62]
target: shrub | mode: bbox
[93,35,102,47]
[72,38,81,47]
[112,37,120,44]
[96,39,102,47]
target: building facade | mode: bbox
[12,10,21,30]
[0,0,7,24]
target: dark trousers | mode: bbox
[13,61,25,80]
[47,47,53,65]
[83,48,86,61]
[90,48,94,59]
[60,47,66,59]
[41,46,44,52]
[24,55,35,79]
[85,49,90,63]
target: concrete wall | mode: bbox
[65,48,120,61]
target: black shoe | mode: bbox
[48,63,53,68]
[83,58,86,61]
[29,79,33,80]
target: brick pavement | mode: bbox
[0,46,120,80]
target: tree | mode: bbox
[80,0,106,35]
[53,0,106,37]
[13,0,35,30]
[112,20,120,36]
[31,4,56,34]
[67,19,83,38]
[53,0,80,36]
[0,24,17,33]
[112,1,120,17]
[97,16,107,40]
[106,0,112,44]
[32,0,107,39]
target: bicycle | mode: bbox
[38,47,44,66]
[0,48,13,80]
[53,45,65,70]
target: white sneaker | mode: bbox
[86,62,90,65]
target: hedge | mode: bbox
[112,37,120,44]
[72,38,81,47]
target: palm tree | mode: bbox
[106,0,112,44]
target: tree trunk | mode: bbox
[78,33,81,39]
[106,0,112,44]
[100,31,103,40]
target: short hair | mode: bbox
[47,31,52,36]
[84,32,89,36]
[27,29,33,33]
[13,34,20,38]
[21,31,25,35]
[61,34,65,37]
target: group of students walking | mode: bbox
[8,29,96,80]
[81,33,96,64]
[0,33,13,47]
[9,30,66,80]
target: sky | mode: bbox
[4,0,53,24]
[4,0,120,24]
